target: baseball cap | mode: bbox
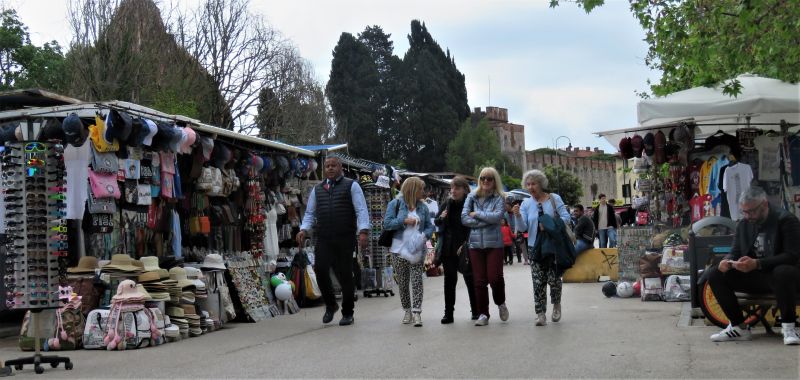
[60,114,86,146]
[142,119,158,146]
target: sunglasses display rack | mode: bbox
[1,141,73,374]
[361,185,395,298]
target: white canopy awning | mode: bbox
[597,74,800,147]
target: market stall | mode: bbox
[595,74,800,302]
[0,97,324,362]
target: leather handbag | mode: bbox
[457,238,471,274]
[89,169,121,199]
[197,167,214,192]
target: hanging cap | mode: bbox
[142,119,158,146]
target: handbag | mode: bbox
[89,169,121,199]
[197,167,214,191]
[90,143,119,173]
[304,265,322,300]
[87,186,117,214]
[457,238,471,274]
[399,223,426,264]
[378,200,401,247]
[549,196,576,245]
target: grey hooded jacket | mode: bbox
[461,192,505,249]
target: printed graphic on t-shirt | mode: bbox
[753,232,766,258]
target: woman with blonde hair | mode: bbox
[383,176,434,326]
[461,167,509,326]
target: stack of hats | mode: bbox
[182,304,203,337]
[164,321,180,343]
[200,311,215,333]
[101,254,143,277]
[111,279,148,303]
[67,256,99,276]
[166,305,189,339]
[184,267,208,301]
[137,257,171,302]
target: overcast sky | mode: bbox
[9,0,658,152]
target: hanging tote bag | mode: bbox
[304,265,322,300]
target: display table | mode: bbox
[563,249,619,283]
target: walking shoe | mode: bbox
[498,303,509,322]
[322,304,339,324]
[535,313,547,326]
[471,313,479,321]
[782,323,800,345]
[710,324,751,342]
[441,312,454,324]
[552,304,561,322]
[474,314,489,326]
[413,312,423,327]
[402,310,412,324]
[339,315,354,326]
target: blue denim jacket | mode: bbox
[382,196,434,239]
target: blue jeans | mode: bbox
[575,239,592,254]
[598,229,609,248]
[599,228,617,248]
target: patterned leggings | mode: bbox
[529,249,562,315]
[394,255,424,312]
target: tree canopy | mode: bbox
[0,9,65,91]
[543,165,584,206]
[551,0,800,96]
[446,117,520,179]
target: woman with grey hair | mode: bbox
[512,169,571,326]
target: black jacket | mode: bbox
[725,205,800,271]
[435,198,470,257]
[591,204,618,230]
[574,214,595,244]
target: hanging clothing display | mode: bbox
[754,135,783,181]
[722,162,754,220]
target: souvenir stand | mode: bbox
[326,153,395,298]
[597,74,800,303]
[0,98,319,362]
[2,139,73,373]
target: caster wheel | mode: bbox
[65,362,73,370]
[34,365,44,374]
[50,362,58,368]
[384,293,389,297]
[14,365,22,370]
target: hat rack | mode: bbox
[1,141,73,374]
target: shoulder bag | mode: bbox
[549,196,576,244]
[378,200,402,247]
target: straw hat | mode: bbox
[168,267,196,289]
[201,254,226,270]
[138,272,161,283]
[140,256,161,272]
[102,254,140,273]
[68,256,99,274]
[111,279,146,301]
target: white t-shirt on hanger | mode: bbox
[65,141,92,219]
[754,135,782,181]
[723,162,754,220]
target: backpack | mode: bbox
[45,308,85,351]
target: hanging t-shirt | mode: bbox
[722,162,754,221]
[689,194,704,222]
[65,141,92,219]
[754,135,782,181]
[708,155,729,207]
[689,162,701,194]
[699,156,717,196]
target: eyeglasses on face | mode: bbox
[479,176,494,182]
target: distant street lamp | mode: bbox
[554,136,572,200]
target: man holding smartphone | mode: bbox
[706,186,800,345]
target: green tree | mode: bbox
[326,32,382,161]
[543,165,583,206]
[401,20,469,171]
[550,0,800,96]
[446,117,508,176]
[0,9,65,91]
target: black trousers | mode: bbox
[315,237,356,317]
[441,253,477,316]
[707,264,800,326]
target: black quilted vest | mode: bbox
[314,176,356,240]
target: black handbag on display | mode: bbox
[378,201,401,247]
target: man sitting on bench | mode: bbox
[707,186,800,345]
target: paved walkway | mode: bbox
[0,263,797,378]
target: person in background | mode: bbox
[513,169,571,326]
[504,199,522,263]
[462,167,509,326]
[572,204,595,254]
[298,157,369,326]
[592,194,618,248]
[425,186,439,231]
[382,177,434,327]
[434,176,477,323]
[501,218,514,265]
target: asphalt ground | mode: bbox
[0,263,797,378]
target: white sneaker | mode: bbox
[413,312,423,327]
[474,314,489,326]
[782,323,800,345]
[401,310,412,325]
[535,313,547,326]
[710,324,752,342]
[498,303,509,322]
